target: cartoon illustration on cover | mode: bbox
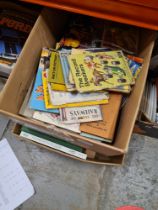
[68,50,133,92]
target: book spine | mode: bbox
[20,131,87,160]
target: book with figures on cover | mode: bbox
[68,50,133,92]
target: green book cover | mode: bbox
[21,126,83,152]
[48,51,66,91]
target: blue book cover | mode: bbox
[29,48,59,114]
[59,50,76,91]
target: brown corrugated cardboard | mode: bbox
[0,8,156,159]
[12,123,124,165]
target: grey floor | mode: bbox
[0,120,157,210]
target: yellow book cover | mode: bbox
[48,51,67,91]
[42,71,109,109]
[68,50,133,92]
[109,84,131,93]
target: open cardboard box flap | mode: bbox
[0,8,156,157]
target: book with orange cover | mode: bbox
[80,93,122,141]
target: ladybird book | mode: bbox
[29,48,59,113]
[59,50,76,91]
[68,50,133,92]
[48,51,67,91]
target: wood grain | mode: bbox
[20,0,158,30]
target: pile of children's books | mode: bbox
[19,15,144,159]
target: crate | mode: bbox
[0,8,156,164]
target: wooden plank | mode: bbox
[20,0,158,30]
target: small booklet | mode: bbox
[33,111,80,133]
[0,138,35,210]
[60,105,102,124]
[48,51,67,91]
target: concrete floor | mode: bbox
[0,120,158,210]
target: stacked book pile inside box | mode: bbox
[19,15,144,160]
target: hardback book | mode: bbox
[59,50,76,91]
[108,84,131,94]
[60,105,102,124]
[20,126,87,160]
[33,111,80,133]
[29,48,59,114]
[68,50,133,92]
[80,132,112,143]
[48,51,67,91]
[42,71,109,109]
[80,93,122,140]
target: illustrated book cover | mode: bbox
[59,50,76,91]
[48,51,66,91]
[29,48,59,114]
[68,50,134,92]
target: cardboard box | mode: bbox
[0,8,156,159]
[12,123,124,165]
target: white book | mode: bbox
[33,111,80,133]
[20,131,87,160]
[151,84,157,122]
[60,105,102,124]
[0,138,35,210]
[48,83,109,106]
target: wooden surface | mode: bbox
[21,0,158,30]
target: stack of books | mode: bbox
[19,15,144,159]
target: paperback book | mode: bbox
[20,126,87,159]
[48,51,67,91]
[29,48,59,114]
[59,50,76,91]
[80,93,122,140]
[60,105,102,124]
[43,70,109,109]
[68,50,133,92]
[33,111,80,133]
